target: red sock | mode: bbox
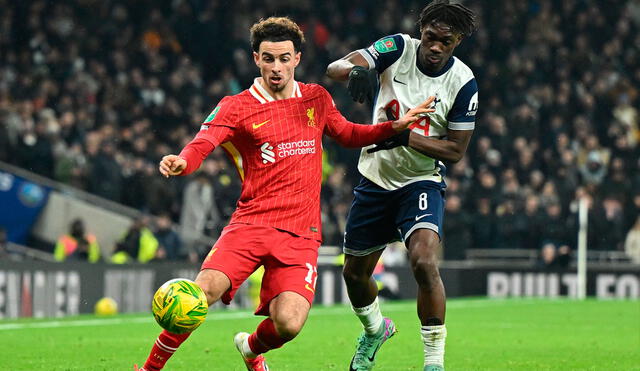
[248,318,287,355]
[143,330,191,370]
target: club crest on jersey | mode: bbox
[204,106,220,123]
[307,107,316,127]
[433,94,442,109]
[374,38,397,53]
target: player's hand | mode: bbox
[391,96,436,131]
[367,130,411,153]
[347,66,374,103]
[159,155,187,178]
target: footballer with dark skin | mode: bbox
[419,22,463,73]
[327,1,478,370]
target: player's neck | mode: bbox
[416,48,455,77]
[258,77,295,100]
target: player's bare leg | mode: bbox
[343,251,384,307]
[235,291,310,370]
[195,269,233,304]
[343,250,397,371]
[406,229,446,371]
[136,269,230,371]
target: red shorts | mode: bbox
[201,223,320,316]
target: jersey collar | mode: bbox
[416,52,455,78]
[249,78,302,104]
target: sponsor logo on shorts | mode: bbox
[415,214,432,221]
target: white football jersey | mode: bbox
[356,33,478,190]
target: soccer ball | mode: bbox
[95,297,118,316]
[152,278,208,334]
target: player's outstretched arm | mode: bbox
[158,155,187,178]
[325,93,435,148]
[391,96,436,131]
[366,97,436,153]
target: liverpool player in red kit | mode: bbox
[135,17,434,371]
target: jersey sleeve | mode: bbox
[447,78,478,130]
[194,96,237,146]
[357,34,405,74]
[321,88,396,147]
[178,96,237,175]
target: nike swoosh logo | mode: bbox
[252,120,270,129]
[393,76,407,85]
[367,342,383,362]
[415,214,432,221]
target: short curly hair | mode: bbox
[418,0,477,37]
[250,17,306,53]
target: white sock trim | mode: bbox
[242,336,258,359]
[421,325,446,367]
[155,339,177,353]
[352,297,383,335]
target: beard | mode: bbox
[268,81,285,92]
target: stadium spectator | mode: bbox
[0,227,9,260]
[179,169,220,262]
[494,199,523,250]
[87,140,122,201]
[591,196,627,251]
[154,213,183,261]
[517,195,543,251]
[54,218,101,263]
[624,216,640,264]
[538,243,571,270]
[111,217,159,264]
[470,197,496,250]
[442,194,472,260]
[538,202,572,250]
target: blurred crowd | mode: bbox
[0,0,639,263]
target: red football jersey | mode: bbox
[178,79,396,241]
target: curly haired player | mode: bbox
[135,16,434,371]
[327,1,478,370]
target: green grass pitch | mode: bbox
[1,298,638,370]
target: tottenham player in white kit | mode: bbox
[326,2,478,370]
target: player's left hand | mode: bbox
[367,130,411,153]
[391,96,436,131]
[347,66,375,103]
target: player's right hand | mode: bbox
[347,65,374,103]
[159,155,187,178]
[391,96,436,131]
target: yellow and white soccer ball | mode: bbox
[95,297,118,316]
[152,278,208,334]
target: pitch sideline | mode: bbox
[0,298,547,331]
